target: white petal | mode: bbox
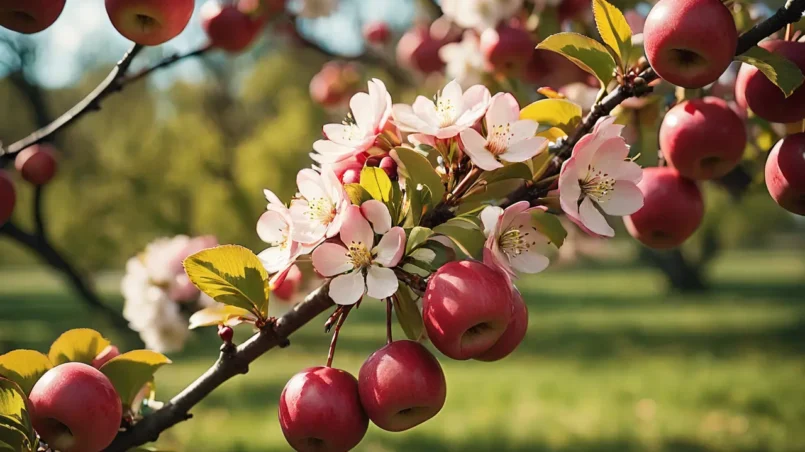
[510,119,540,143]
[412,96,443,129]
[340,205,375,249]
[616,161,643,183]
[480,206,504,238]
[511,249,550,274]
[263,189,284,207]
[456,84,491,127]
[350,92,375,132]
[256,211,288,244]
[289,200,327,244]
[593,116,624,139]
[569,134,597,173]
[366,265,399,300]
[600,181,644,216]
[361,200,392,234]
[258,246,291,274]
[392,103,435,134]
[500,136,547,163]
[373,227,406,267]
[486,93,519,129]
[579,197,614,237]
[312,243,353,277]
[313,139,354,158]
[461,129,503,171]
[559,159,582,219]
[441,80,465,117]
[329,271,366,305]
[296,169,327,201]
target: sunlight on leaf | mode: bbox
[0,350,52,396]
[593,0,634,70]
[360,167,393,203]
[188,305,258,329]
[537,32,617,87]
[0,378,35,452]
[48,329,111,366]
[100,350,171,409]
[394,286,425,341]
[736,46,805,98]
[520,99,583,134]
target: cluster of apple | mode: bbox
[279,259,526,452]
[620,0,805,249]
[0,329,170,452]
[0,144,58,227]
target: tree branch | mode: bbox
[104,283,335,452]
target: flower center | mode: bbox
[499,226,537,258]
[347,242,373,269]
[306,198,336,225]
[579,165,616,203]
[487,123,512,155]
[435,95,457,127]
[340,113,364,141]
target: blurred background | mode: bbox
[1,0,805,451]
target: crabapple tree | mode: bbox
[1,0,805,451]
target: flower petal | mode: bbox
[350,92,375,132]
[329,271,366,305]
[264,189,284,207]
[441,80,465,116]
[455,84,491,127]
[340,205,375,249]
[486,93,519,129]
[258,246,291,274]
[599,181,644,216]
[412,96,443,130]
[579,197,614,237]
[361,200,392,234]
[289,200,327,244]
[312,243,353,276]
[499,136,547,163]
[366,265,399,300]
[460,129,503,171]
[590,137,630,172]
[257,211,288,244]
[510,248,550,274]
[559,159,582,219]
[510,119,539,143]
[480,206,504,238]
[373,227,406,267]
[297,169,328,201]
[392,103,433,134]
[499,201,531,232]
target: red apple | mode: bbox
[358,340,446,432]
[14,144,58,186]
[735,40,805,124]
[91,345,121,369]
[273,264,302,301]
[624,167,704,249]
[279,366,368,452]
[480,22,535,74]
[29,363,122,452]
[659,97,746,180]
[105,0,194,46]
[475,288,528,362]
[558,0,590,23]
[765,133,805,215]
[201,1,265,53]
[423,260,514,360]
[0,0,65,34]
[363,21,391,45]
[0,170,15,226]
[643,0,737,88]
[396,25,446,74]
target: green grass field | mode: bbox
[2,250,805,452]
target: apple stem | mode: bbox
[385,297,393,345]
[785,23,794,41]
[326,305,352,368]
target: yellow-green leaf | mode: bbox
[48,329,111,366]
[480,162,533,184]
[537,32,617,87]
[433,219,486,260]
[188,305,258,329]
[736,46,805,98]
[520,99,583,134]
[184,245,269,316]
[405,227,434,254]
[0,350,52,396]
[99,350,171,409]
[531,210,567,248]
[360,167,393,203]
[593,0,633,69]
[344,183,373,206]
[393,147,446,208]
[0,378,35,451]
[393,286,425,341]
[536,127,568,142]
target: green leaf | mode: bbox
[184,245,269,317]
[537,32,617,87]
[0,350,52,396]
[405,227,434,254]
[48,328,111,366]
[593,0,633,70]
[100,350,171,409]
[457,179,526,216]
[0,440,17,451]
[520,99,583,134]
[531,210,568,248]
[433,218,486,260]
[360,167,393,203]
[0,378,35,452]
[188,305,258,329]
[736,46,805,98]
[480,163,533,184]
[394,286,425,341]
[344,184,373,206]
[530,151,554,180]
[393,147,446,209]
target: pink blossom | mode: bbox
[480,201,550,279]
[392,80,491,139]
[289,168,350,245]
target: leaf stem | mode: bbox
[325,305,351,368]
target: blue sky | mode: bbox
[0,0,416,87]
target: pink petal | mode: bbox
[593,116,624,139]
[412,96,443,130]
[297,169,327,201]
[500,201,531,231]
[460,129,502,171]
[486,93,520,129]
[579,197,614,237]
[569,133,597,171]
[366,265,399,299]
[392,104,432,134]
[510,249,550,274]
[312,243,353,277]
[599,181,644,216]
[263,189,284,208]
[499,136,547,163]
[361,200,392,234]
[510,119,540,143]
[456,84,491,126]
[350,92,375,132]
[329,271,366,305]
[590,137,630,170]
[373,227,406,267]
[259,246,292,274]
[480,206,504,238]
[441,80,465,114]
[559,159,582,219]
[257,211,288,244]
[340,205,375,249]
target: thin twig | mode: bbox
[33,185,45,238]
[393,267,428,294]
[385,298,393,345]
[325,305,351,368]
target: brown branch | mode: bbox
[104,283,335,451]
